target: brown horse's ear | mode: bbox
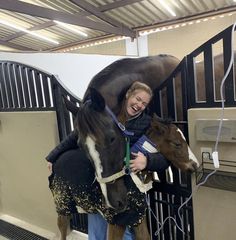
[153,113,162,121]
[63,95,79,116]
[89,87,105,112]
[151,114,168,135]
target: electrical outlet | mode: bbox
[200,147,212,161]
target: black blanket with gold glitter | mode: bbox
[49,147,147,227]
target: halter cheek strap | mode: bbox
[105,105,133,171]
[95,106,133,184]
[105,106,134,136]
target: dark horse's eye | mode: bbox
[106,131,116,145]
[109,136,116,144]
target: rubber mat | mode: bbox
[0,220,48,240]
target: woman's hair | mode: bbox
[118,81,153,123]
[126,81,153,99]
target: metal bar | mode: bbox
[204,46,214,104]
[3,63,13,108]
[34,72,44,108]
[41,74,51,107]
[8,63,18,108]
[15,64,25,108]
[166,81,175,119]
[0,63,7,109]
[223,27,235,105]
[70,0,130,29]
[52,76,68,140]
[21,66,31,108]
[27,69,37,108]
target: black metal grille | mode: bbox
[0,220,49,240]
[147,23,236,239]
[70,213,88,234]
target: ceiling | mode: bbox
[0,0,236,52]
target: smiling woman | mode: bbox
[46,55,180,240]
[117,82,153,125]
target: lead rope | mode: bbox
[124,137,131,174]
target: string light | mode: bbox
[59,36,128,52]
[139,11,235,36]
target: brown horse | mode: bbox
[107,116,199,240]
[50,87,198,240]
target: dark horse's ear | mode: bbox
[89,87,105,112]
[63,95,79,116]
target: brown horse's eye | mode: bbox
[170,141,182,148]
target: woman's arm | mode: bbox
[130,152,170,174]
[145,152,170,173]
[45,131,78,164]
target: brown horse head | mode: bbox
[146,114,199,172]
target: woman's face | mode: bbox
[126,89,151,117]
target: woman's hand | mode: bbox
[130,151,147,173]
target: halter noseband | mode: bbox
[96,106,133,184]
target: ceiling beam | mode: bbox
[0,39,35,51]
[2,21,55,41]
[70,0,123,27]
[0,0,136,38]
[69,0,134,36]
[99,0,143,11]
[2,0,141,42]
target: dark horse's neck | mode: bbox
[83,54,180,115]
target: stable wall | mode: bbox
[188,108,236,240]
[148,13,236,59]
[193,186,236,240]
[0,111,60,239]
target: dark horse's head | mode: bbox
[65,88,127,211]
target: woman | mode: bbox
[46,81,170,240]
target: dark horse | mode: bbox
[49,55,198,239]
[83,54,180,114]
[50,93,199,239]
